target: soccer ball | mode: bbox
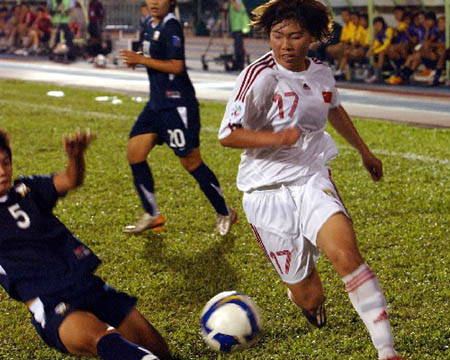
[200,291,263,353]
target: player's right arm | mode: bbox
[53,130,96,195]
[220,127,300,148]
[218,70,301,149]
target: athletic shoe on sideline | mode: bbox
[364,74,379,83]
[123,213,165,233]
[215,207,238,236]
[385,75,403,85]
[413,69,435,82]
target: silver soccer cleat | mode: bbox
[123,213,165,234]
[215,207,238,236]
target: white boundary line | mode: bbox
[2,99,448,166]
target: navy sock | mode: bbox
[400,66,413,80]
[190,163,228,215]
[97,333,158,360]
[394,58,405,71]
[131,161,158,216]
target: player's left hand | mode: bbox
[120,50,144,68]
[63,129,96,157]
[362,152,383,181]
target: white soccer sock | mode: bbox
[343,263,397,359]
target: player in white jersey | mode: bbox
[218,1,406,359]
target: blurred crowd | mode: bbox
[1,2,449,87]
[309,6,449,86]
[0,0,110,62]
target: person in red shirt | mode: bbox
[28,6,51,53]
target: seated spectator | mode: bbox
[2,5,20,52]
[335,12,369,79]
[432,49,449,86]
[28,6,51,54]
[308,21,342,64]
[386,11,438,85]
[365,16,393,83]
[386,7,410,72]
[432,16,448,85]
[17,2,36,38]
[0,6,8,45]
[407,11,426,51]
[326,8,355,70]
[415,11,440,78]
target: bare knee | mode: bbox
[180,148,202,172]
[326,246,364,276]
[317,213,364,277]
[127,134,157,164]
[58,311,112,356]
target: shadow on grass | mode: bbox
[143,233,240,308]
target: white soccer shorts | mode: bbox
[243,167,350,284]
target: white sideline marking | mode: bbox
[203,127,449,166]
[3,99,447,166]
[338,145,449,165]
[0,99,131,121]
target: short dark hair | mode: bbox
[425,11,436,22]
[251,0,332,42]
[0,130,12,162]
[374,16,386,28]
[393,6,404,12]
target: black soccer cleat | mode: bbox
[302,303,327,328]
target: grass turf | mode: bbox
[0,79,449,359]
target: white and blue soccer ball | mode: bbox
[200,291,263,353]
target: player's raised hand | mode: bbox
[278,127,302,147]
[63,129,96,157]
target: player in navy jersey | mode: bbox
[0,129,170,360]
[120,0,237,236]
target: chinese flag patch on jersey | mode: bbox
[322,91,332,104]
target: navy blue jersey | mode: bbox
[142,13,197,110]
[0,175,100,302]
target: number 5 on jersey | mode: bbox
[8,204,31,229]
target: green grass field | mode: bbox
[0,79,449,359]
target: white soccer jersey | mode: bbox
[219,51,341,192]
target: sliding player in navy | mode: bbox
[120,0,237,236]
[0,129,170,360]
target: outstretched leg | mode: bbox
[317,212,400,360]
[58,309,169,359]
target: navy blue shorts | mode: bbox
[129,103,200,157]
[30,275,137,354]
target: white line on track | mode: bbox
[202,126,449,166]
[0,99,131,121]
